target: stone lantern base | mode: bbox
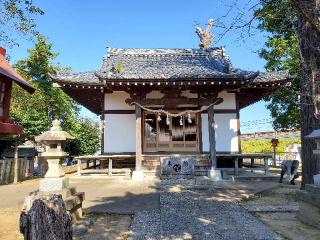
[26,186,85,223]
[29,177,85,223]
[39,176,69,192]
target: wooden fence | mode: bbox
[0,159,29,185]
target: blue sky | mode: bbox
[6,0,273,133]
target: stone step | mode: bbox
[142,163,160,167]
[297,189,320,208]
[232,175,279,182]
[243,205,299,213]
[194,166,210,170]
[305,184,320,195]
[143,170,159,176]
[142,166,159,171]
[142,159,160,162]
[195,172,208,176]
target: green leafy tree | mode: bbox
[0,0,44,46]
[66,118,100,156]
[255,0,300,130]
[11,34,79,138]
[254,0,320,187]
[8,34,100,155]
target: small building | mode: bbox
[52,46,290,177]
[0,47,35,135]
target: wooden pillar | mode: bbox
[234,157,239,176]
[264,157,269,175]
[100,87,105,155]
[77,158,81,176]
[108,159,113,176]
[208,105,217,169]
[100,114,105,155]
[251,158,254,173]
[86,160,90,169]
[135,105,142,171]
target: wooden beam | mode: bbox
[208,105,217,169]
[126,97,223,108]
[135,105,142,171]
[100,91,105,155]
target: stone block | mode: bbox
[39,177,69,192]
[305,184,320,195]
[297,201,320,228]
[132,170,144,181]
[297,189,320,208]
[161,157,194,176]
[195,176,214,185]
[208,169,222,181]
[314,174,320,186]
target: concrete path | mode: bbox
[0,179,39,210]
[70,178,160,214]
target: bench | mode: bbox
[74,155,135,177]
[217,153,272,176]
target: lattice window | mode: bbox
[143,111,199,152]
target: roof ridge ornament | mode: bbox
[195,19,214,50]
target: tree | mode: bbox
[255,0,301,130]
[292,0,320,187]
[11,34,79,138]
[217,0,320,187]
[0,0,44,46]
[7,34,100,155]
[66,118,100,156]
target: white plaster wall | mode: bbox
[104,91,134,110]
[104,114,136,152]
[215,91,236,109]
[201,113,239,152]
[105,91,235,110]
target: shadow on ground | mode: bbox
[72,178,280,239]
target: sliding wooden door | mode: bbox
[143,112,199,152]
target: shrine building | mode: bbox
[51,46,290,179]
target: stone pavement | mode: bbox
[130,180,281,240]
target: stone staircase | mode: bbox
[194,158,210,176]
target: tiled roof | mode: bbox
[96,47,257,80]
[253,71,289,83]
[51,47,291,84]
[53,71,100,85]
[0,47,35,93]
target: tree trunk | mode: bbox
[295,0,320,188]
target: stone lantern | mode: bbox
[305,129,320,185]
[35,119,74,192]
[22,120,85,226]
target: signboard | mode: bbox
[160,156,194,178]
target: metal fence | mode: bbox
[242,152,300,167]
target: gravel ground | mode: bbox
[131,187,280,240]
[130,209,161,240]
